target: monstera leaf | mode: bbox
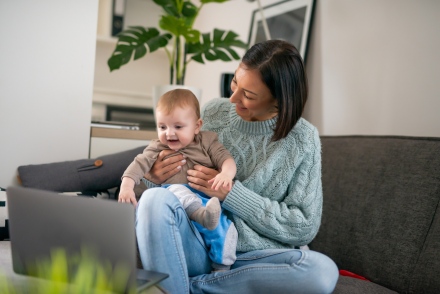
[108,27,172,71]
[159,15,200,43]
[187,29,247,64]
[154,0,198,25]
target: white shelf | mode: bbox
[93,87,153,108]
[96,35,117,45]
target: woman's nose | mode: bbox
[229,91,239,104]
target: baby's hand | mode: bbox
[118,188,137,206]
[208,173,233,191]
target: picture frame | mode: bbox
[248,0,315,62]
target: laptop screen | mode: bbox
[6,186,168,293]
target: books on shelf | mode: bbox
[91,120,140,130]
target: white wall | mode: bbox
[0,0,98,187]
[304,0,440,136]
[184,0,257,103]
[93,0,263,109]
[93,0,440,137]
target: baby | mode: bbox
[119,88,238,271]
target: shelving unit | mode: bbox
[89,127,157,159]
[96,35,117,45]
[91,0,168,124]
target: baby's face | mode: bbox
[156,106,202,151]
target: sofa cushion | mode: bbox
[408,198,440,293]
[334,276,397,294]
[310,136,440,293]
[17,146,145,192]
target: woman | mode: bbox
[136,40,339,293]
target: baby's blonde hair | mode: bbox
[156,89,200,119]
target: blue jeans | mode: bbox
[136,188,339,294]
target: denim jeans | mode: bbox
[136,188,339,294]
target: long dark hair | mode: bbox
[242,40,308,141]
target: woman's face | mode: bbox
[229,64,277,121]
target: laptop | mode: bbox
[6,186,168,293]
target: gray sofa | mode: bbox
[310,136,440,293]
[17,136,440,293]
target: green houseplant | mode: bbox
[107,0,247,85]
[0,247,135,294]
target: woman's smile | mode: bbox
[235,104,247,113]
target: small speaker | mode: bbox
[220,73,234,98]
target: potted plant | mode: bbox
[107,0,247,88]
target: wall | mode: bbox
[304,0,440,136]
[93,0,440,137]
[0,0,98,187]
[92,0,261,114]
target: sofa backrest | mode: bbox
[310,136,440,294]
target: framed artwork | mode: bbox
[248,0,315,62]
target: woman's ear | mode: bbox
[194,118,203,134]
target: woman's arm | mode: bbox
[222,131,323,246]
[192,128,322,246]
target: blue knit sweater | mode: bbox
[201,98,323,252]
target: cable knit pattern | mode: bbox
[201,98,323,252]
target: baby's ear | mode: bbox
[194,118,203,134]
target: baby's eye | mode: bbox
[175,126,183,129]
[158,126,166,130]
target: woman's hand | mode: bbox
[145,150,186,184]
[187,165,231,201]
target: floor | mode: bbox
[0,241,34,292]
[0,241,12,272]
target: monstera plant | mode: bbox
[108,0,247,85]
